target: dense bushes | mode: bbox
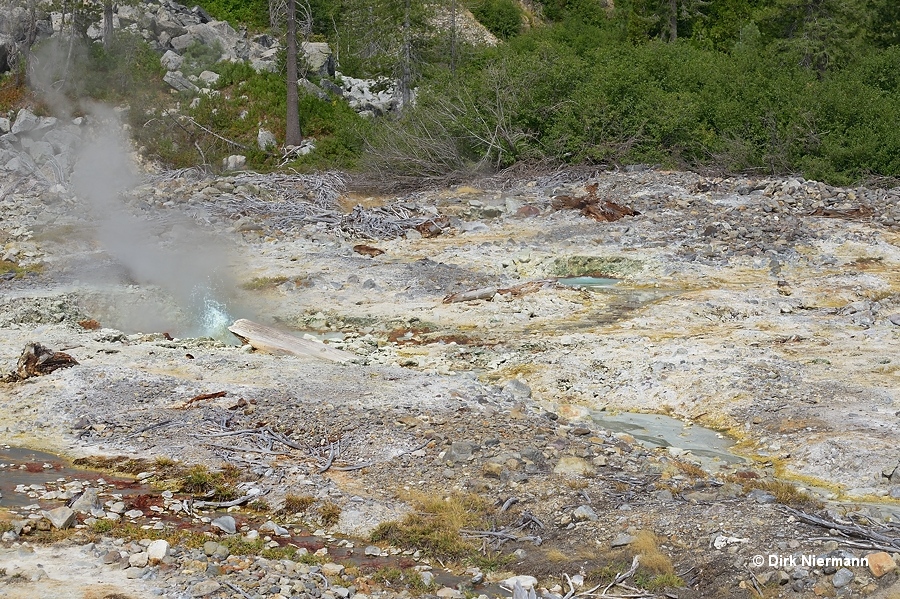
[191,0,270,29]
[364,20,900,184]
[466,0,523,39]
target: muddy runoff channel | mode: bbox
[2,166,900,597]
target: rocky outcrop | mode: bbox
[0,107,82,181]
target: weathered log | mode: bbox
[228,319,355,363]
[442,286,498,304]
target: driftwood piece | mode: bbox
[193,491,268,509]
[228,319,355,363]
[808,206,874,220]
[5,343,79,381]
[184,391,227,406]
[442,279,557,304]
[442,286,498,304]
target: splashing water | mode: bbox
[190,284,233,340]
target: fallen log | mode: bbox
[442,286,498,304]
[442,279,557,304]
[228,319,355,363]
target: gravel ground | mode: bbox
[2,151,900,598]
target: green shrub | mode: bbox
[191,0,270,29]
[467,0,523,39]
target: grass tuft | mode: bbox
[370,491,499,561]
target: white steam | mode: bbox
[68,108,236,338]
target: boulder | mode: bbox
[198,70,220,85]
[0,116,9,133]
[257,128,276,151]
[11,108,39,135]
[222,155,246,171]
[27,140,53,161]
[41,506,76,530]
[866,552,898,578]
[299,78,329,101]
[42,128,80,154]
[160,49,184,71]
[211,515,236,534]
[147,539,169,564]
[163,70,199,94]
[70,488,101,513]
[301,41,334,76]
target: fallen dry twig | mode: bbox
[182,391,227,407]
[782,506,900,551]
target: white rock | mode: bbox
[502,575,538,590]
[147,539,169,564]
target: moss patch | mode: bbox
[550,256,643,278]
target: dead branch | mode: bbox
[205,443,289,456]
[323,440,430,472]
[194,491,268,509]
[179,115,260,154]
[781,506,900,550]
[5,343,78,381]
[443,286,498,304]
[223,581,255,599]
[183,391,227,407]
[317,441,339,473]
[603,555,640,595]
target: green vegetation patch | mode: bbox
[370,492,503,562]
[550,256,644,278]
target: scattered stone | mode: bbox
[610,534,635,548]
[211,515,236,534]
[572,505,598,522]
[503,378,532,399]
[364,545,382,556]
[832,568,854,588]
[443,441,476,463]
[503,575,538,589]
[41,506,75,530]
[203,541,220,556]
[258,128,277,151]
[223,154,246,170]
[190,580,222,597]
[163,70,200,94]
[553,456,595,477]
[129,552,149,568]
[866,552,898,578]
[198,70,220,85]
[322,562,345,576]
[147,539,169,564]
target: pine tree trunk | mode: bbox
[400,0,412,109]
[450,0,457,74]
[668,0,678,42]
[103,1,114,50]
[285,0,302,146]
